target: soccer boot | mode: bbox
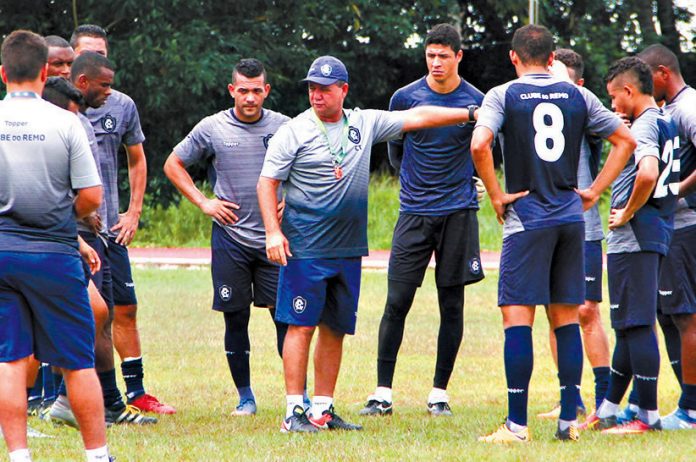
[359,397,393,416]
[615,405,638,424]
[479,423,531,443]
[0,426,53,439]
[660,408,696,430]
[280,405,318,433]
[537,401,586,420]
[232,399,257,416]
[601,418,662,435]
[309,405,363,431]
[48,398,79,428]
[27,399,42,417]
[105,404,158,426]
[128,393,176,414]
[555,423,580,441]
[427,401,453,417]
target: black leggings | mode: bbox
[223,309,287,389]
[377,280,465,389]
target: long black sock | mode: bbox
[98,369,125,409]
[556,324,583,421]
[271,308,287,359]
[377,280,418,388]
[626,326,660,411]
[606,330,633,404]
[433,285,464,389]
[224,309,252,391]
[658,314,683,386]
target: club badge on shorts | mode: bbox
[293,296,307,313]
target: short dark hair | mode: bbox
[637,44,681,75]
[45,35,71,49]
[42,76,84,110]
[70,51,114,81]
[70,24,108,49]
[606,56,654,95]
[425,23,461,53]
[511,24,554,66]
[1,30,48,83]
[233,58,267,83]
[554,48,584,80]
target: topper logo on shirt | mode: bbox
[223,141,240,148]
[101,114,117,133]
[263,134,273,149]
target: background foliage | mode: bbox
[0,0,693,205]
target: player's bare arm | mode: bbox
[470,126,528,224]
[163,152,240,224]
[257,176,291,266]
[78,234,101,274]
[74,185,103,220]
[111,142,147,245]
[608,155,659,229]
[577,124,636,211]
[679,168,696,198]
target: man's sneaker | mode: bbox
[478,424,531,443]
[616,405,638,424]
[48,398,79,428]
[27,399,42,417]
[232,399,257,416]
[309,405,363,431]
[660,408,696,430]
[105,404,158,426]
[427,401,453,417]
[555,423,580,441]
[128,393,176,414]
[537,402,586,420]
[601,418,662,435]
[359,397,392,416]
[280,405,318,433]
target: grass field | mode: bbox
[14,267,693,461]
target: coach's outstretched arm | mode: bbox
[470,126,528,224]
[401,105,477,132]
[257,176,292,266]
[577,125,636,210]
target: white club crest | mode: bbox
[320,64,332,76]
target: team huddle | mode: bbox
[0,19,695,461]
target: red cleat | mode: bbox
[601,418,661,435]
[129,393,176,415]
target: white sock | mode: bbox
[428,387,449,404]
[627,403,639,412]
[639,409,660,425]
[9,449,32,462]
[311,395,333,417]
[374,386,392,403]
[506,419,527,433]
[85,446,110,462]
[596,400,619,418]
[686,408,696,419]
[558,419,577,431]
[285,395,304,419]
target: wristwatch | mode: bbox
[468,105,479,125]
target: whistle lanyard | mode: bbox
[311,109,350,169]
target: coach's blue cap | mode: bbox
[302,56,349,85]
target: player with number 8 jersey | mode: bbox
[472,25,635,443]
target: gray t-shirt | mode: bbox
[0,94,101,255]
[174,109,289,249]
[85,89,146,237]
[77,112,107,234]
[261,108,405,258]
[577,137,604,241]
[665,86,696,230]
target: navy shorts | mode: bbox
[275,257,361,335]
[0,251,95,370]
[211,223,279,312]
[79,231,114,310]
[608,252,661,329]
[584,240,603,303]
[658,226,696,316]
[388,210,484,287]
[106,237,137,306]
[498,222,585,306]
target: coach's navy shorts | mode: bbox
[106,237,137,306]
[658,225,696,316]
[584,240,603,303]
[275,257,361,335]
[388,210,484,288]
[498,222,585,306]
[608,252,661,329]
[79,231,114,310]
[0,251,95,370]
[211,223,279,312]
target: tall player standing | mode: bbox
[472,25,635,443]
[361,23,485,418]
[70,24,175,414]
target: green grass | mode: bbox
[16,268,693,461]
